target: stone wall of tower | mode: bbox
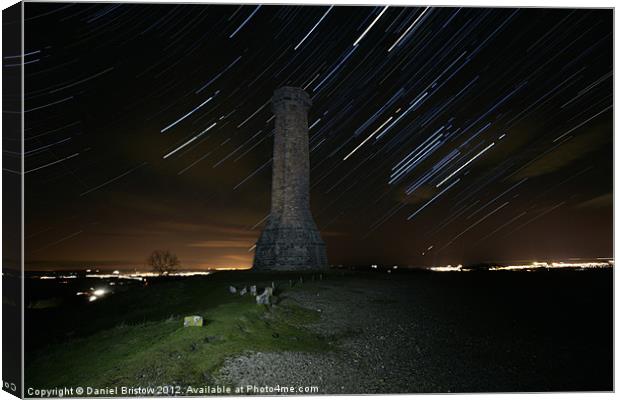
[253,87,328,271]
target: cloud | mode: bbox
[186,240,253,248]
[575,193,612,209]
[512,121,611,180]
[396,185,436,205]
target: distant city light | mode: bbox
[489,261,612,271]
[81,270,214,280]
[431,264,468,272]
[428,260,612,272]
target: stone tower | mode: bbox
[253,87,328,271]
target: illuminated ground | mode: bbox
[24,269,612,394]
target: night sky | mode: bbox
[19,3,612,270]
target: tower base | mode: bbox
[253,226,328,271]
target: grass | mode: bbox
[25,271,338,389]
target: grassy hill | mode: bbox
[25,271,338,389]
[24,269,613,393]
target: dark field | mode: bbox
[23,268,613,393]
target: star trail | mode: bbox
[15,3,612,269]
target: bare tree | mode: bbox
[148,250,180,275]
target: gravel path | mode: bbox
[214,272,612,394]
[215,278,453,393]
